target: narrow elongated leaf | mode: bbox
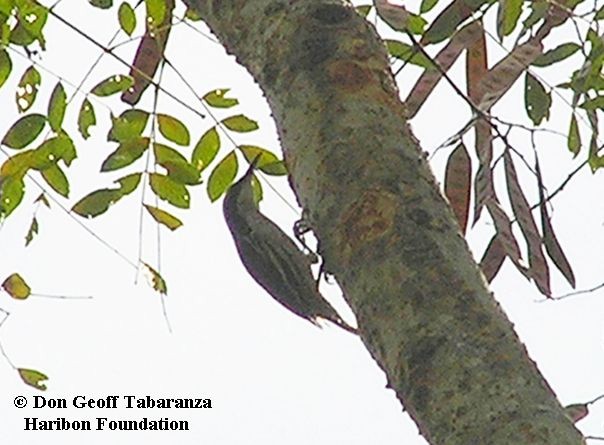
[504,152,550,296]
[203,89,239,108]
[18,368,48,391]
[207,151,238,202]
[149,173,190,208]
[78,99,96,139]
[406,21,483,118]
[16,66,41,112]
[524,72,551,125]
[47,82,66,132]
[536,160,575,288]
[421,0,488,44]
[25,217,39,246]
[2,273,31,299]
[420,0,439,13]
[2,114,46,149]
[221,115,258,133]
[567,114,580,156]
[480,235,506,283]
[497,0,523,40]
[532,42,581,67]
[157,113,190,146]
[144,204,183,230]
[91,74,133,97]
[192,127,220,171]
[385,40,433,69]
[476,39,543,110]
[444,143,471,233]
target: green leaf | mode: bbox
[41,164,69,197]
[497,0,523,40]
[568,114,581,156]
[207,150,238,202]
[0,49,11,89]
[10,2,48,49]
[16,66,41,112]
[149,173,190,208]
[78,99,96,139]
[524,72,551,125]
[108,109,149,142]
[240,146,287,175]
[144,204,183,231]
[202,89,239,108]
[385,40,433,69]
[420,0,439,13]
[532,43,581,67]
[221,114,258,133]
[579,96,604,110]
[72,189,119,218]
[157,113,190,146]
[47,82,67,132]
[184,7,202,21]
[596,4,604,20]
[71,173,141,218]
[18,368,48,391]
[101,137,149,172]
[2,114,46,149]
[2,273,31,299]
[355,5,372,17]
[145,0,166,28]
[25,217,39,246]
[118,2,136,36]
[89,0,113,8]
[31,135,76,170]
[0,177,25,217]
[153,143,200,185]
[192,127,220,171]
[91,74,133,97]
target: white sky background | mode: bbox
[1,1,603,443]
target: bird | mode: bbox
[222,156,357,335]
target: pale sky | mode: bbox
[1,1,603,444]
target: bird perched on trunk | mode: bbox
[223,156,357,335]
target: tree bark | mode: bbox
[184,1,584,443]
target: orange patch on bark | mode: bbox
[343,189,396,247]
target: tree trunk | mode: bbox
[184,0,584,443]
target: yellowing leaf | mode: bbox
[144,204,183,230]
[18,368,48,391]
[240,146,287,176]
[143,262,167,295]
[567,114,581,156]
[2,273,31,299]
